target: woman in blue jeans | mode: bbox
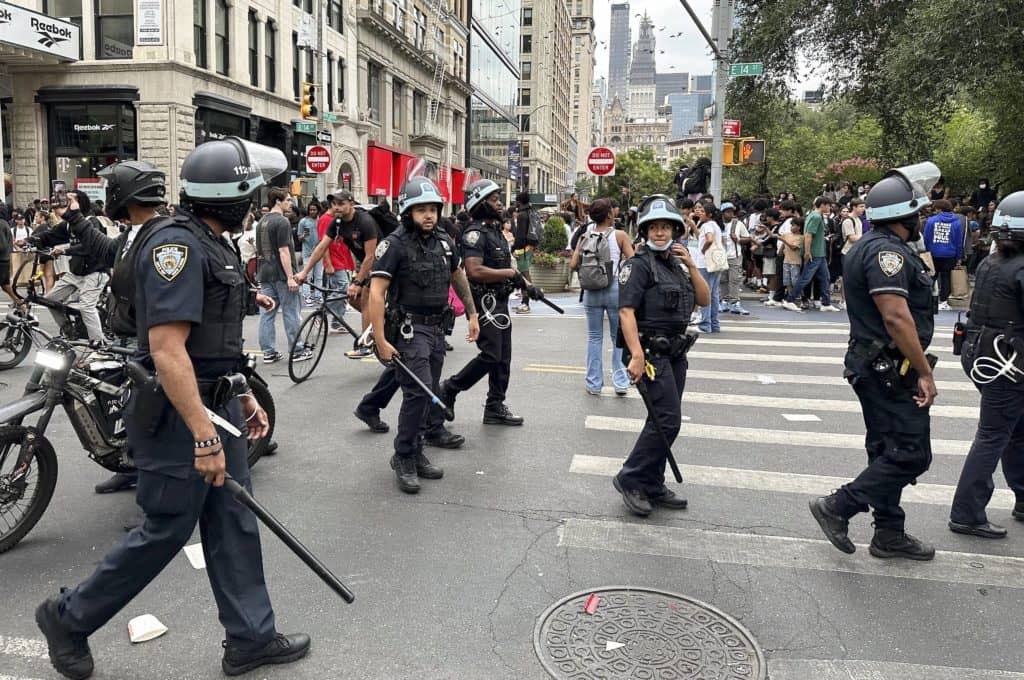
[570,198,635,395]
[694,202,725,333]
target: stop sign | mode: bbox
[587,147,616,177]
[305,145,331,174]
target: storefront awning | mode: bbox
[0,1,80,64]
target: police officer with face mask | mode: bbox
[810,162,940,562]
[35,138,309,679]
[949,191,1024,538]
[612,195,709,516]
[434,178,535,427]
[369,171,479,494]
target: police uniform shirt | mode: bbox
[969,252,1024,329]
[618,249,695,334]
[327,210,378,262]
[844,228,934,348]
[461,221,511,271]
[371,228,460,310]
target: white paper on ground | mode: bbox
[183,543,206,570]
[127,614,168,643]
[781,413,821,422]
[757,374,777,384]
[606,641,625,651]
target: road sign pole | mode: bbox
[709,0,734,204]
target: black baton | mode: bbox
[223,476,356,603]
[390,356,455,421]
[633,377,683,483]
[529,287,565,314]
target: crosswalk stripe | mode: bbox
[691,336,956,354]
[568,454,1011,508]
[767,659,1024,680]
[0,636,46,659]
[558,518,1024,589]
[585,417,973,456]
[686,350,962,369]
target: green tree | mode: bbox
[596,149,673,206]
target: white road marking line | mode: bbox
[568,454,1013,508]
[183,543,206,569]
[0,636,46,659]
[585,417,972,456]
[559,518,1024,589]
[782,413,821,422]
[687,350,962,369]
[767,659,1024,679]
[0,675,48,680]
[693,336,956,354]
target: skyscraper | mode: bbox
[627,13,657,118]
[608,2,631,110]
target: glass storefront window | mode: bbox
[195,108,249,145]
[472,0,520,65]
[96,0,133,60]
[48,103,137,191]
[45,0,83,59]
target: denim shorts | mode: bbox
[783,263,801,288]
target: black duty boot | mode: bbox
[483,403,524,426]
[354,408,389,433]
[424,429,465,449]
[809,496,856,554]
[869,528,935,561]
[263,441,279,456]
[94,472,137,495]
[415,452,444,480]
[390,455,420,494]
[36,596,94,680]
[222,633,311,676]
[439,379,458,415]
[650,488,688,510]
[1013,500,1024,521]
[612,476,652,517]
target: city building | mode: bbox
[655,71,688,107]
[594,75,607,104]
[666,135,711,162]
[667,91,712,140]
[590,82,605,148]
[626,13,656,118]
[468,0,520,190]
[516,0,571,195]
[569,0,596,177]
[607,1,630,110]
[603,96,670,168]
[691,73,713,92]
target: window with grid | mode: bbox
[338,58,346,105]
[520,61,531,79]
[368,62,382,121]
[95,0,134,60]
[327,0,343,32]
[327,52,335,110]
[265,20,276,92]
[292,32,300,98]
[392,0,406,31]
[392,80,404,130]
[521,7,531,26]
[248,10,259,86]
[214,0,229,75]
[521,34,531,54]
[413,8,425,48]
[193,0,207,68]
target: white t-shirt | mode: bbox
[840,217,862,255]
[722,218,750,259]
[693,220,723,270]
[237,228,257,262]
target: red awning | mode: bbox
[366,146,392,198]
[437,166,451,202]
[451,169,466,205]
[392,154,416,198]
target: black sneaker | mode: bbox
[94,472,137,495]
[414,452,444,479]
[424,429,464,449]
[353,408,389,433]
[36,596,93,680]
[222,633,311,677]
[390,455,420,494]
[1013,500,1024,521]
[262,351,281,364]
[483,403,524,426]
[650,488,688,510]
[809,496,856,554]
[445,341,454,352]
[869,529,935,561]
[612,476,652,517]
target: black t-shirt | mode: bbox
[256,213,294,283]
[327,210,378,262]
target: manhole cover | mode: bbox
[533,587,766,679]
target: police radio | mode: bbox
[952,313,966,356]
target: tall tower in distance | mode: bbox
[608,2,631,110]
[628,13,657,118]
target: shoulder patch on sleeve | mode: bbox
[877,251,905,277]
[375,239,390,259]
[464,230,480,247]
[152,244,189,282]
[618,262,632,285]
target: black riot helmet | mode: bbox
[991,191,1024,243]
[179,137,287,230]
[98,160,166,221]
[636,194,685,238]
[865,161,940,225]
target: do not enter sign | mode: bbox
[305,145,331,174]
[587,147,616,177]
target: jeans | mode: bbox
[787,256,831,305]
[258,279,302,354]
[583,283,629,393]
[698,268,722,332]
[300,242,323,301]
[323,270,350,323]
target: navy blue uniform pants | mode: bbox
[616,354,687,497]
[60,399,276,649]
[393,323,446,458]
[444,293,511,410]
[950,376,1024,525]
[834,352,932,531]
[358,366,400,415]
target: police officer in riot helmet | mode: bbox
[369,169,479,494]
[35,138,309,679]
[810,162,940,561]
[612,195,709,516]
[432,178,535,427]
[949,191,1024,538]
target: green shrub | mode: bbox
[541,216,567,252]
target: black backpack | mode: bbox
[358,203,400,239]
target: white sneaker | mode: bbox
[938,301,952,311]
[763,299,780,307]
[781,301,802,312]
[820,304,842,312]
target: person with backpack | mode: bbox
[512,192,542,314]
[679,157,711,202]
[719,202,751,315]
[569,198,635,395]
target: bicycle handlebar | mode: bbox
[305,282,350,299]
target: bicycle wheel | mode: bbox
[0,323,33,370]
[0,427,58,554]
[288,310,328,383]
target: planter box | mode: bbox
[529,261,569,293]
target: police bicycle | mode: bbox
[287,282,358,383]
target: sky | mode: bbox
[592,0,717,84]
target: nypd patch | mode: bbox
[375,239,390,259]
[619,262,632,285]
[464,230,480,247]
[877,251,905,277]
[152,244,188,282]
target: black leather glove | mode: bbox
[527,285,543,300]
[512,271,526,289]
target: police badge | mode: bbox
[877,251,904,277]
[152,244,188,282]
[375,239,390,259]
[464,230,480,247]
[618,262,632,285]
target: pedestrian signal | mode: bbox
[740,140,765,165]
[301,82,318,119]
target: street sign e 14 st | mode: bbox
[729,62,764,77]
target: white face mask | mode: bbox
[980,184,987,189]
[646,238,671,252]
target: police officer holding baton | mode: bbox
[613,195,709,517]
[810,162,941,561]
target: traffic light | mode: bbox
[722,141,736,166]
[300,82,318,119]
[740,140,766,165]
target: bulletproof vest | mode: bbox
[390,230,453,311]
[137,212,246,359]
[636,248,694,333]
[473,220,512,269]
[108,216,175,337]
[968,253,1024,331]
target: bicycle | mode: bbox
[287,282,358,383]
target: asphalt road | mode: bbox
[1,296,1021,680]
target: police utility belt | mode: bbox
[628,329,699,362]
[472,281,515,298]
[385,305,456,342]
[847,338,937,391]
[127,361,250,434]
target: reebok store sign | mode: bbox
[0,2,80,62]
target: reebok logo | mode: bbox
[32,17,72,48]
[0,9,12,24]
